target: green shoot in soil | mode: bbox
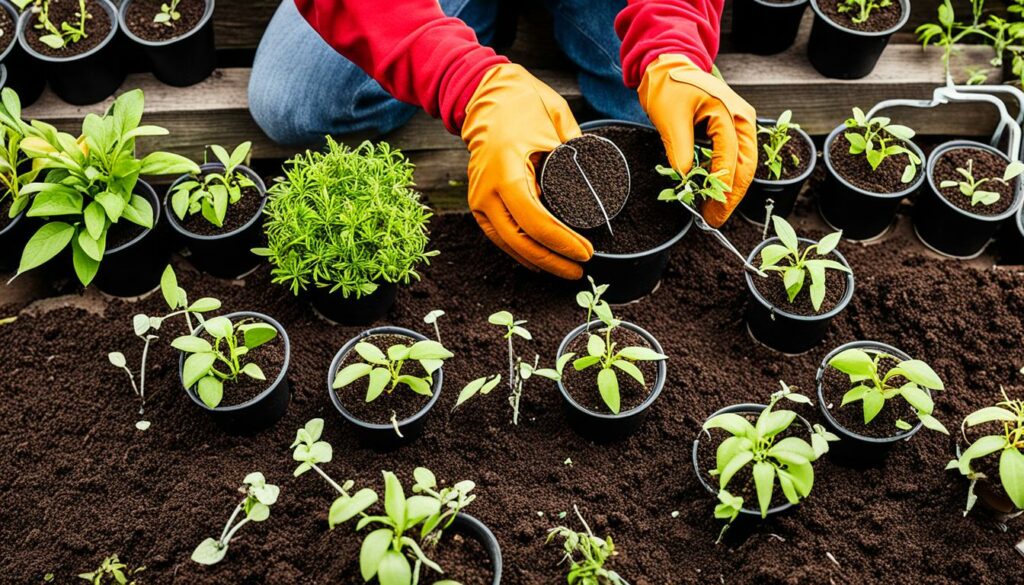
[758,215,850,312]
[33,0,90,49]
[77,555,145,584]
[0,88,39,219]
[757,110,801,181]
[547,504,626,585]
[843,107,920,183]
[191,473,279,566]
[939,157,1024,207]
[154,0,181,25]
[170,142,256,228]
[838,0,892,24]
[656,147,728,207]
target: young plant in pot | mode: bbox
[0,0,46,106]
[166,141,269,278]
[17,0,125,105]
[546,505,627,584]
[693,383,838,542]
[14,89,199,296]
[328,318,452,447]
[0,87,40,271]
[291,419,502,584]
[732,0,808,55]
[820,108,924,240]
[914,141,1024,258]
[254,139,437,325]
[174,311,291,434]
[737,111,817,224]
[807,0,910,79]
[816,341,948,457]
[118,0,215,87]
[744,215,854,354]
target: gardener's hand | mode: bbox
[462,63,594,280]
[638,54,757,227]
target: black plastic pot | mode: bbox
[744,237,854,354]
[165,163,267,278]
[732,0,808,55]
[819,123,926,240]
[914,141,1023,259]
[180,311,291,434]
[998,205,1024,264]
[738,118,817,224]
[0,0,45,106]
[0,205,29,272]
[118,0,215,87]
[93,180,171,297]
[555,320,666,442]
[17,0,124,105]
[816,340,923,457]
[327,326,443,449]
[952,439,1023,519]
[807,0,908,79]
[310,282,398,326]
[448,513,503,584]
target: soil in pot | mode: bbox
[815,0,902,32]
[756,128,813,182]
[424,529,495,585]
[23,0,112,57]
[930,147,1016,217]
[176,179,264,236]
[193,325,286,408]
[105,217,147,250]
[829,133,917,194]
[751,262,848,316]
[0,7,15,53]
[820,357,917,439]
[541,135,629,230]
[334,333,431,424]
[559,326,658,413]
[123,0,205,42]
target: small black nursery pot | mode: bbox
[165,163,268,278]
[744,237,854,354]
[555,320,666,442]
[93,180,171,297]
[17,0,125,105]
[807,0,909,79]
[311,282,398,326]
[819,123,926,240]
[118,0,216,87]
[181,311,292,435]
[732,0,808,55]
[914,141,1024,259]
[448,514,503,585]
[327,326,443,449]
[738,118,817,224]
[0,0,45,106]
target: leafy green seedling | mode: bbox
[917,0,1023,80]
[77,555,145,584]
[843,107,921,183]
[757,110,801,180]
[170,142,256,228]
[827,347,948,434]
[192,472,279,565]
[656,147,728,207]
[758,215,851,312]
[939,157,1024,206]
[547,504,626,585]
[0,88,39,219]
[424,309,445,342]
[34,0,90,49]
[576,275,609,329]
[153,0,181,25]
[173,315,279,408]
[838,0,892,24]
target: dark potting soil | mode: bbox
[541,135,629,230]
[123,0,205,42]
[4,206,1024,582]
[425,527,494,585]
[105,217,146,251]
[755,128,813,182]
[932,147,1017,217]
[820,355,919,438]
[817,0,903,33]
[751,250,848,316]
[829,133,918,195]
[581,124,688,254]
[23,0,111,57]
[199,330,286,408]
[334,333,432,425]
[560,326,659,414]
[177,181,264,237]
[0,7,15,53]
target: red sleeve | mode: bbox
[294,0,509,133]
[615,0,724,87]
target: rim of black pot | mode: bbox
[691,402,813,517]
[0,0,20,61]
[327,326,444,432]
[118,0,215,47]
[744,236,855,321]
[925,140,1024,224]
[748,0,808,8]
[752,117,818,188]
[105,179,159,256]
[180,310,292,412]
[17,0,120,62]
[555,319,667,420]
[451,513,503,584]
[809,0,909,36]
[823,123,927,201]
[164,163,269,241]
[815,339,925,444]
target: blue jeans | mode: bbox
[248,0,648,145]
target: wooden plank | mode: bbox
[211,0,278,50]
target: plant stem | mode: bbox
[312,463,349,496]
[222,517,250,546]
[218,502,244,544]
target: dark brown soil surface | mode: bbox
[829,133,919,195]
[426,527,494,585]
[105,217,146,251]
[124,0,205,42]
[542,135,629,230]
[197,329,285,408]
[932,147,1017,217]
[334,333,433,425]
[751,246,849,316]
[177,180,264,237]
[582,124,688,254]
[23,0,111,57]
[3,203,1024,582]
[560,326,659,413]
[820,353,919,438]
[0,6,15,54]
[756,128,812,181]
[817,0,903,33]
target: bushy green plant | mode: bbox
[547,505,626,585]
[169,142,256,228]
[758,215,851,312]
[0,89,39,219]
[655,147,728,207]
[917,0,1024,81]
[948,389,1024,514]
[939,157,1024,207]
[757,110,801,181]
[192,472,279,565]
[32,0,90,49]
[77,555,145,585]
[842,108,920,183]
[253,138,437,299]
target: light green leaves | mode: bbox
[756,111,801,180]
[240,322,278,349]
[657,148,729,207]
[758,216,849,312]
[829,348,876,378]
[360,529,394,581]
[333,337,450,411]
[329,488,379,527]
[291,418,333,476]
[597,369,620,414]
[753,462,776,518]
[843,107,919,182]
[191,538,227,566]
[175,315,277,408]
[15,221,75,277]
[455,374,502,409]
[957,434,1009,475]
[193,471,279,566]
[1000,448,1024,509]
[377,551,412,585]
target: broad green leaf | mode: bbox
[783,266,805,302]
[405,495,441,524]
[704,412,755,438]
[183,352,216,388]
[900,384,933,414]
[716,436,753,471]
[355,342,388,365]
[24,186,83,217]
[359,529,394,581]
[756,409,796,439]
[841,384,871,406]
[753,462,776,517]
[366,368,391,402]
[83,201,106,241]
[247,502,270,522]
[768,437,817,465]
[488,311,514,326]
[171,335,212,353]
[958,435,1009,475]
[1000,448,1024,509]
[719,450,754,489]
[188,297,221,312]
[133,314,150,336]
[383,471,406,528]
[197,376,223,408]
[885,124,915,141]
[777,470,799,504]
[863,388,885,424]
[963,406,1017,428]
[76,229,105,262]
[617,346,667,361]
[918,413,948,434]
[139,151,200,176]
[398,375,432,396]
[573,355,602,371]
[413,467,436,490]
[108,352,127,368]
[785,461,814,497]
[816,231,842,255]
[329,488,379,527]
[772,215,799,252]
[191,538,227,565]
[407,340,453,360]
[241,363,265,380]
[160,266,178,309]
[1004,160,1024,181]
[241,322,277,349]
[121,194,155,229]
[598,368,620,414]
[759,244,791,268]
[891,359,943,390]
[203,316,233,339]
[334,363,373,388]
[587,334,606,357]
[95,191,126,221]
[377,551,412,585]
[828,348,875,378]
[17,222,75,275]
[611,360,644,386]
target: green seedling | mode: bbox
[0,88,39,219]
[939,157,1024,207]
[838,0,892,24]
[917,0,1024,80]
[424,310,445,342]
[758,215,851,312]
[656,147,728,207]
[192,472,279,565]
[33,0,90,49]
[77,555,145,585]
[843,107,921,183]
[547,504,625,585]
[170,142,256,228]
[757,110,802,181]
[154,0,181,25]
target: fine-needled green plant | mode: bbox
[32,0,91,49]
[547,504,626,585]
[77,555,145,585]
[838,0,892,24]
[757,110,802,180]
[843,107,921,183]
[827,346,948,434]
[939,157,1024,207]
[169,142,256,228]
[758,215,851,312]
[0,88,39,219]
[173,315,279,409]
[253,138,437,300]
[656,147,728,207]
[192,472,279,565]
[154,0,181,25]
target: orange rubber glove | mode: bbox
[638,54,757,227]
[461,64,594,280]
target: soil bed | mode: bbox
[756,128,812,181]
[177,179,264,237]
[751,257,848,316]
[830,133,917,194]
[816,0,902,32]
[560,326,658,413]
[23,0,111,57]
[426,528,494,585]
[542,135,629,230]
[820,355,917,438]
[334,333,432,425]
[124,0,205,42]
[193,329,285,408]
[932,147,1016,216]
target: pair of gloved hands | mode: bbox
[461,54,757,279]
